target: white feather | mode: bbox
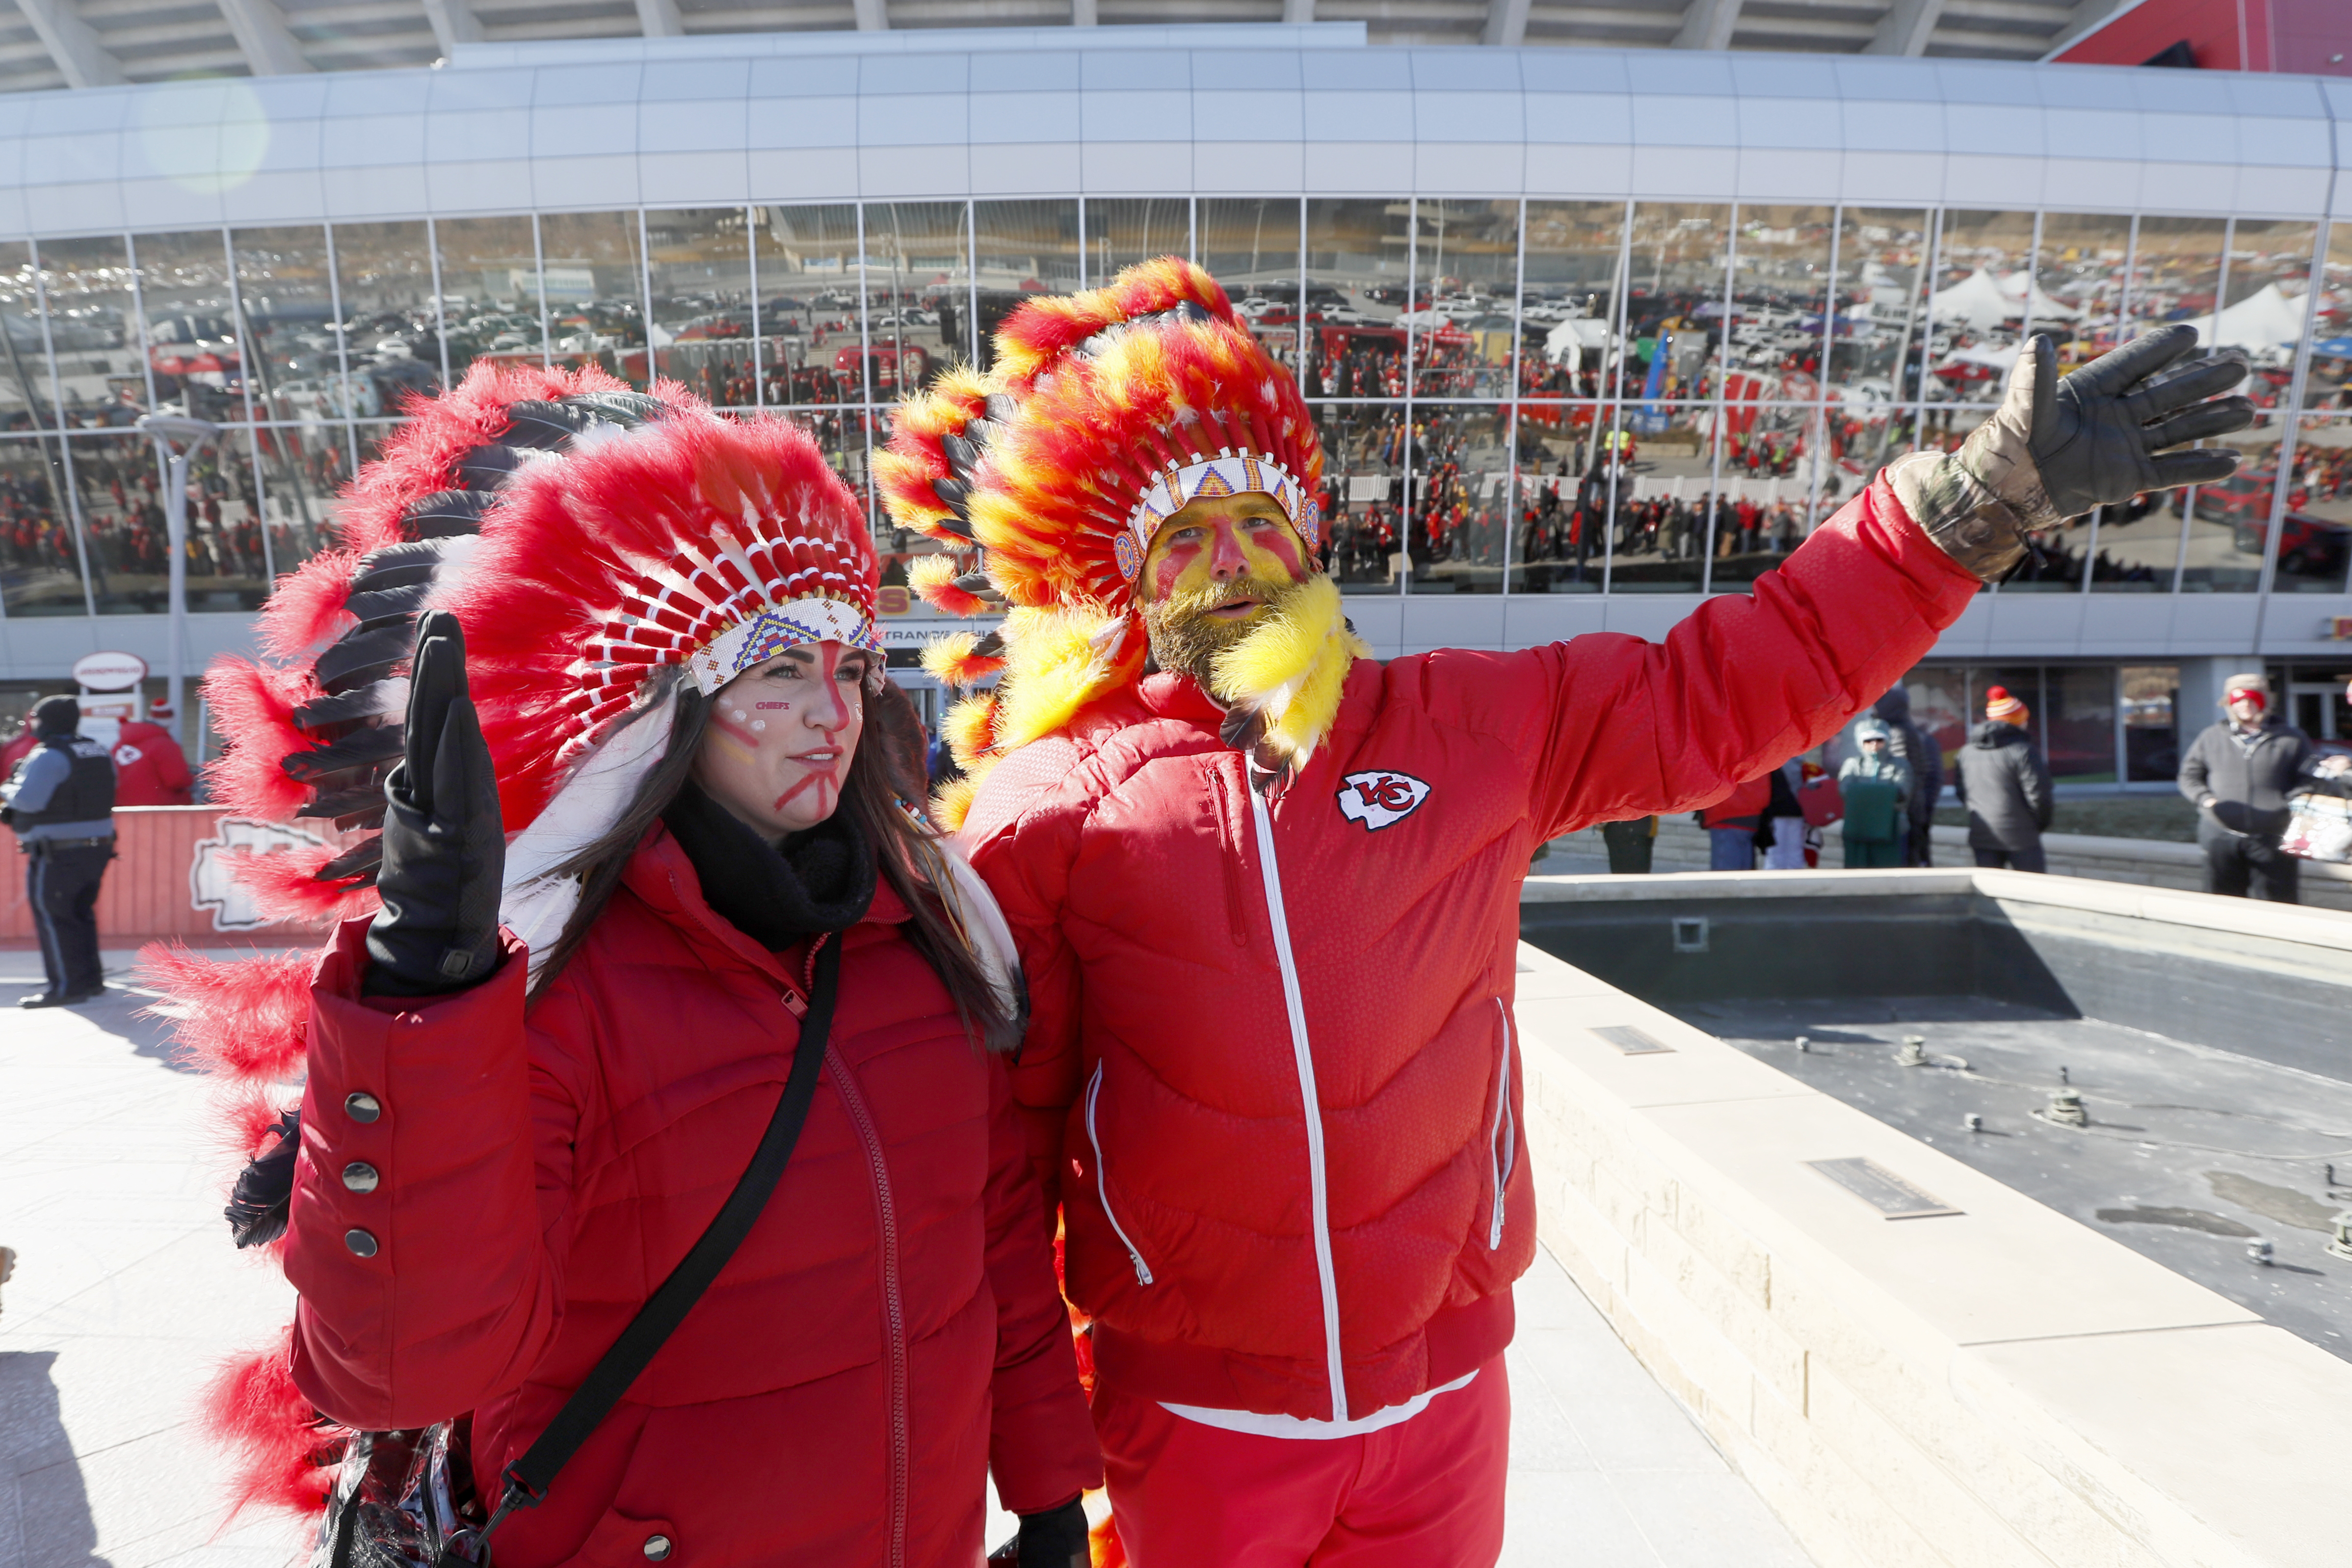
[502,685,679,982]
[418,534,484,613]
[938,830,1023,1019]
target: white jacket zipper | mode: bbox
[1246,767,1351,1424]
[1489,998,1515,1250]
[1086,1061,1154,1286]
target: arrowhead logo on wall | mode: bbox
[190,818,328,931]
[1337,770,1432,832]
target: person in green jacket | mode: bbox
[1838,718,1913,869]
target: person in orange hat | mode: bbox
[1954,686,2053,872]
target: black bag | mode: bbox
[311,938,843,1568]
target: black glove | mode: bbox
[992,1497,1087,1568]
[2025,323,2253,519]
[1895,325,2255,581]
[364,611,505,997]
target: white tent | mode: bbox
[1939,343,2021,376]
[2187,282,2306,350]
[1995,270,2083,322]
[1927,269,2014,332]
[1545,317,1613,370]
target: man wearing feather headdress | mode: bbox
[878,261,2252,1566]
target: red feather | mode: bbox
[199,1329,344,1523]
[135,943,317,1082]
[200,660,319,822]
[226,841,379,928]
[335,361,637,554]
[255,550,360,664]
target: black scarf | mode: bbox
[663,780,876,950]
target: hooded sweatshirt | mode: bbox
[1952,721,2053,852]
[1871,686,1942,824]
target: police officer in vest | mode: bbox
[2,696,117,1008]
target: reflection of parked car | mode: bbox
[2231,511,2350,580]
[2204,470,2300,526]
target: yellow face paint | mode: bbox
[1139,493,1307,609]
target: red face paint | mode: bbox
[708,711,761,750]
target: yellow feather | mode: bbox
[942,694,999,770]
[919,631,992,686]
[909,553,963,594]
[1209,574,1365,768]
[930,773,978,831]
[987,604,1131,755]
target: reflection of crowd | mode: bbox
[2299,445,2350,511]
[0,471,73,581]
[1514,484,1810,573]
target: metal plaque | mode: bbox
[1593,1025,1675,1055]
[1805,1157,1962,1220]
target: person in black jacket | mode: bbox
[2177,673,2326,902]
[0,696,118,1007]
[1953,687,2054,872]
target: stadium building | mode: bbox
[0,17,2348,786]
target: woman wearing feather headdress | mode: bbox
[152,367,1098,1568]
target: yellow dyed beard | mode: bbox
[1140,572,1306,685]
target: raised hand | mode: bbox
[1892,325,2254,581]
[2024,324,2253,519]
[364,611,506,996]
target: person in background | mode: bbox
[0,695,117,1008]
[1759,758,1811,870]
[1700,774,1772,871]
[2179,672,2325,902]
[1838,718,1912,869]
[1954,686,2054,872]
[107,699,195,806]
[1599,814,1657,873]
[1869,685,1944,867]
[0,708,36,780]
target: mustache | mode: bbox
[1151,573,1293,620]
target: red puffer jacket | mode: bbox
[284,825,1100,1568]
[966,475,1978,1423]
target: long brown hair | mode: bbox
[529,667,1018,1050]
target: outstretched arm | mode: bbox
[1431,327,2251,838]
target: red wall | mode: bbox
[2055,0,2350,76]
[3,806,360,949]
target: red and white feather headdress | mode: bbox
[145,370,885,1524]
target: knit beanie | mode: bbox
[32,695,79,738]
[1984,686,2028,725]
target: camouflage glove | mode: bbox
[1890,323,2254,580]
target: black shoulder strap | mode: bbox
[488,935,843,1527]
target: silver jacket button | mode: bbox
[641,1536,672,1561]
[344,1229,378,1258]
[345,1091,382,1124]
[342,1162,380,1193]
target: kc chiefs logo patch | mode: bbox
[1338,770,1432,831]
